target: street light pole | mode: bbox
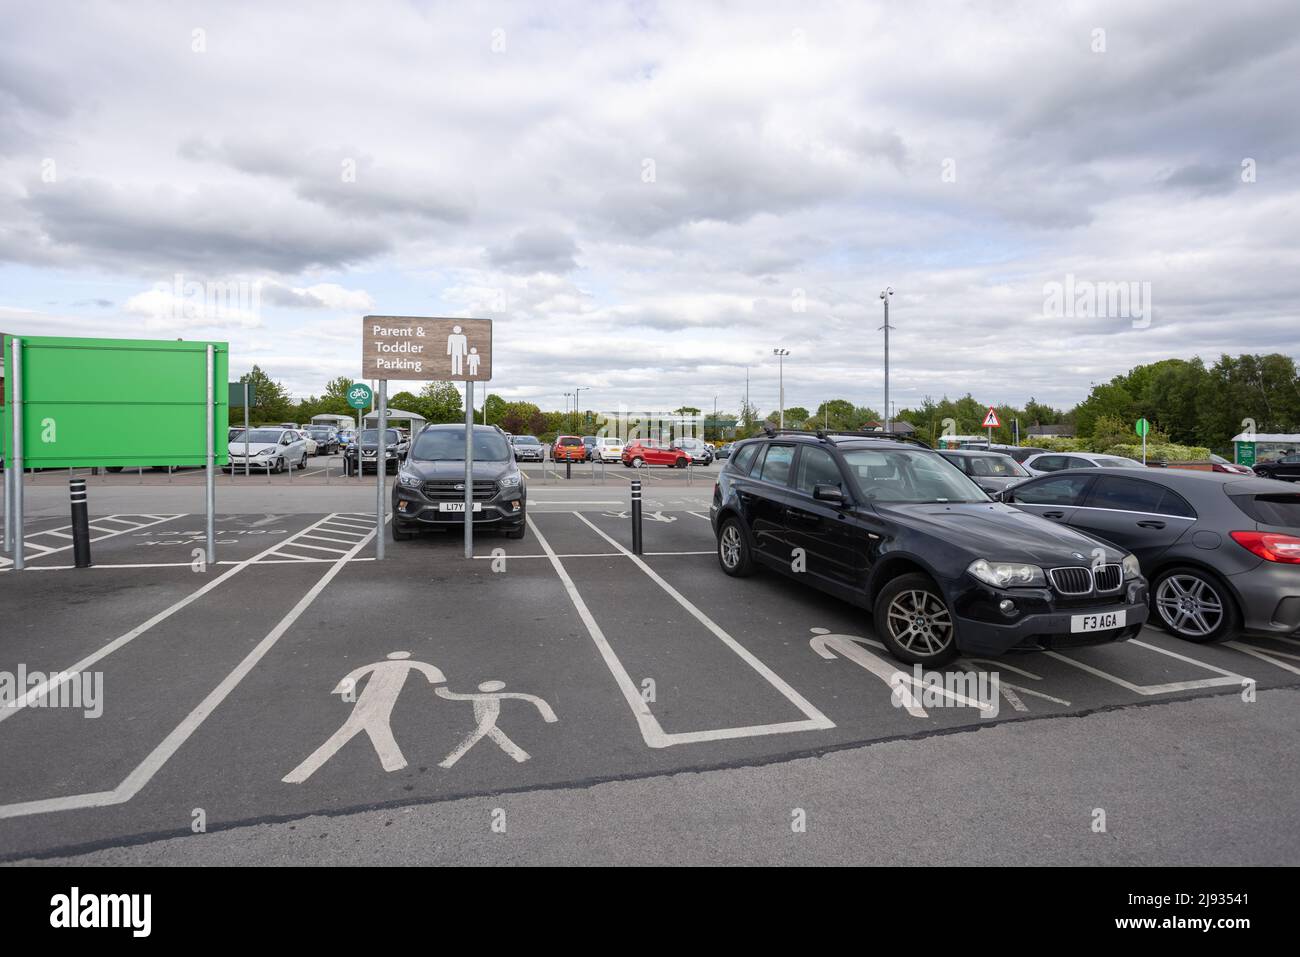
[879,287,894,431]
[773,348,790,429]
[563,392,573,433]
[573,386,586,433]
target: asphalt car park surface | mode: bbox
[2,496,1298,862]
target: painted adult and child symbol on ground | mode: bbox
[282,652,557,784]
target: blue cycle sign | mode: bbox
[346,383,373,409]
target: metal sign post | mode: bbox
[464,380,474,559]
[9,337,22,569]
[206,344,216,565]
[244,382,251,477]
[376,381,387,559]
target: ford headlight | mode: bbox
[397,472,422,488]
[1121,553,1141,580]
[499,473,521,488]
[967,559,1046,588]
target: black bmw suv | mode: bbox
[710,431,1149,665]
[391,424,526,541]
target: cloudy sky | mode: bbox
[2,0,1297,418]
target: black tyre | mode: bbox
[1150,566,1240,643]
[631,456,644,467]
[873,572,959,666]
[391,521,415,542]
[274,456,285,474]
[676,457,688,468]
[716,517,755,577]
[298,454,307,470]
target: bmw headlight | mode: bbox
[499,473,521,488]
[1121,553,1141,580]
[397,472,422,488]
[967,559,1046,588]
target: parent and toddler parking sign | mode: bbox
[361,316,492,381]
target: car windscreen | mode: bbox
[557,437,582,446]
[412,429,512,461]
[308,429,332,437]
[967,454,1028,477]
[358,429,400,444]
[1095,457,1145,468]
[237,430,285,444]
[1231,493,1300,527]
[515,436,539,445]
[841,449,989,503]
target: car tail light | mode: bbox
[1230,531,1300,564]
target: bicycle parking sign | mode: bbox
[347,383,374,409]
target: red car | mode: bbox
[622,440,690,468]
[551,435,587,462]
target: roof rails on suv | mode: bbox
[759,426,932,449]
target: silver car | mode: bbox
[225,427,309,473]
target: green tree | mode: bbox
[232,365,293,425]
[418,381,464,423]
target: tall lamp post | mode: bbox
[573,386,587,433]
[773,348,790,428]
[563,392,573,433]
[879,287,894,431]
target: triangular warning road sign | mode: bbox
[982,407,1001,428]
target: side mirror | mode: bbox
[813,483,844,504]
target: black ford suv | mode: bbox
[710,430,1149,665]
[391,424,526,540]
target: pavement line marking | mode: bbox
[14,514,185,565]
[300,533,365,546]
[687,511,711,521]
[645,550,714,556]
[1225,640,1300,676]
[472,552,620,560]
[1045,638,1248,695]
[0,514,356,720]
[529,500,623,505]
[284,542,351,555]
[525,515,669,748]
[44,531,74,539]
[568,511,835,744]
[0,521,381,821]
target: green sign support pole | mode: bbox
[2,343,11,555]
[11,336,23,570]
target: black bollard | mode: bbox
[631,478,643,555]
[565,459,572,480]
[70,477,92,568]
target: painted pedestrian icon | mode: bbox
[282,653,557,783]
[447,325,468,375]
[466,346,480,376]
[282,652,446,783]
[436,680,558,768]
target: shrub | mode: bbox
[1103,442,1210,462]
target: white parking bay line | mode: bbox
[1046,638,1248,695]
[0,521,381,821]
[0,514,360,724]
[1224,640,1300,677]
[531,512,834,748]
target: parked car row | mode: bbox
[711,429,1299,666]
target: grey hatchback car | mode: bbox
[1001,468,1300,643]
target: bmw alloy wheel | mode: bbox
[885,589,954,656]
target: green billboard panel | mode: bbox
[2,334,228,468]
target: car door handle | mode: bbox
[1042,511,1065,519]
[1136,520,1166,529]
